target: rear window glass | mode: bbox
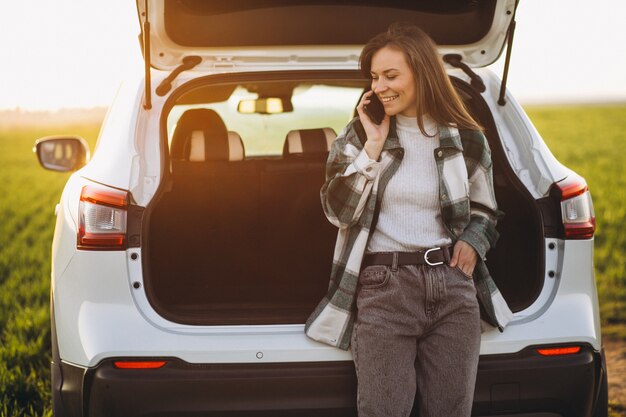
[167,81,364,156]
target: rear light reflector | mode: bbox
[114,361,167,369]
[555,175,595,239]
[536,346,581,356]
[80,185,129,208]
[78,185,129,250]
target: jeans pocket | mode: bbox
[359,265,391,289]
[454,265,474,281]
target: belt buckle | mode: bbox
[424,247,443,266]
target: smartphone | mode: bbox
[363,91,386,125]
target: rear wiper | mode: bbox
[443,54,486,93]
[156,56,202,96]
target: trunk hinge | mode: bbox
[156,56,202,96]
[498,1,520,106]
[443,54,486,93]
[142,0,152,110]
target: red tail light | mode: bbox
[536,346,581,356]
[555,175,595,239]
[113,361,167,369]
[78,185,129,250]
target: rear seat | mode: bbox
[151,117,340,312]
[258,128,338,302]
[150,109,261,305]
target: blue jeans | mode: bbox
[351,262,481,417]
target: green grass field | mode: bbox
[1,106,625,416]
[0,125,99,416]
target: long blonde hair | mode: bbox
[360,23,482,135]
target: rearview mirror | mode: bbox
[33,136,90,172]
[237,97,293,114]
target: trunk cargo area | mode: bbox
[143,76,544,326]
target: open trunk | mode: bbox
[143,72,544,326]
[145,153,337,325]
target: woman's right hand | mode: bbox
[356,91,390,161]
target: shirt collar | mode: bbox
[437,125,464,151]
[382,116,401,150]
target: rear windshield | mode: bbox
[167,80,365,156]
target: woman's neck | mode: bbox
[395,113,437,135]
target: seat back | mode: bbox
[170,108,245,177]
[257,128,338,301]
[282,127,336,160]
[151,109,262,305]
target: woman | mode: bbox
[305,23,513,416]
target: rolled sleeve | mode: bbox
[458,215,500,260]
[321,131,380,229]
[350,149,381,181]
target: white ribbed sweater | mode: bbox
[366,114,452,252]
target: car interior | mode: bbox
[144,73,543,325]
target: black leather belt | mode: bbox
[362,246,452,269]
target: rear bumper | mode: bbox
[53,344,605,417]
[472,344,604,417]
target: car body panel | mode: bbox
[53,208,599,367]
[476,68,571,198]
[137,0,517,71]
[77,74,143,193]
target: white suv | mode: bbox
[35,1,607,416]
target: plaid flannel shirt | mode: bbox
[305,117,513,350]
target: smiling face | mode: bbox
[370,45,418,118]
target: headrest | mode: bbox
[188,131,244,162]
[283,128,336,158]
[171,109,244,162]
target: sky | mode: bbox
[1,0,625,111]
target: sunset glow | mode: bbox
[1,0,625,111]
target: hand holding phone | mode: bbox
[357,90,390,161]
[363,91,386,125]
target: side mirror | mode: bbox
[33,136,90,172]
